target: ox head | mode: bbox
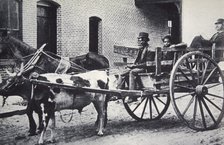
[0,63,25,106]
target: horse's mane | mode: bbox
[39,51,87,73]
[7,36,36,56]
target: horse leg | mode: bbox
[26,102,37,136]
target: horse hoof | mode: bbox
[36,130,42,134]
[28,132,37,136]
[97,132,104,136]
[46,139,56,143]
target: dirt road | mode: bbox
[0,98,224,145]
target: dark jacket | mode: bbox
[134,45,155,64]
[210,31,224,47]
[162,47,174,60]
[210,31,224,59]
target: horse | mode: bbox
[0,34,109,136]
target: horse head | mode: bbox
[0,34,36,60]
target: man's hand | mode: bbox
[169,44,176,48]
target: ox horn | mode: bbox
[17,62,24,76]
[4,68,17,77]
[4,62,24,77]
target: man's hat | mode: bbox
[215,18,224,24]
[138,32,150,41]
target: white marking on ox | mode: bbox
[37,70,117,144]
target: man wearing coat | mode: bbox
[190,18,224,61]
[210,18,224,60]
[128,32,155,90]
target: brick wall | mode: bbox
[22,0,170,67]
[22,0,37,48]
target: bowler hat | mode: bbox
[138,32,150,41]
[215,18,224,24]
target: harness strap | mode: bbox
[55,57,71,74]
[42,51,87,72]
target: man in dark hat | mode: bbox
[128,32,154,89]
[122,32,154,103]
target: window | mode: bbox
[0,0,22,38]
[89,16,102,54]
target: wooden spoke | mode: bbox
[196,57,201,84]
[200,60,210,85]
[198,98,207,128]
[132,97,147,113]
[151,97,160,115]
[141,97,149,119]
[192,96,198,127]
[154,96,166,106]
[207,83,223,89]
[178,67,196,87]
[185,58,197,84]
[203,95,222,111]
[174,92,195,100]
[201,97,217,124]
[203,67,218,85]
[149,97,152,119]
[182,95,195,117]
[207,93,224,100]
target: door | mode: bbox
[37,4,57,53]
[165,3,181,43]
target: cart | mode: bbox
[30,46,224,131]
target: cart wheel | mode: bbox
[170,51,224,131]
[123,94,170,121]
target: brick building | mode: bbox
[0,0,223,66]
[0,0,181,66]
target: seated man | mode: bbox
[120,32,154,103]
[190,18,224,62]
[128,32,155,90]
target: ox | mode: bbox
[30,70,117,144]
[0,34,109,136]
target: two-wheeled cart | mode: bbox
[31,46,224,131]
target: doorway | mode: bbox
[160,3,181,43]
[37,1,57,53]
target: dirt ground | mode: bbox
[0,96,224,145]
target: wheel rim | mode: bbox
[123,94,170,121]
[170,51,224,130]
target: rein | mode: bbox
[42,51,87,72]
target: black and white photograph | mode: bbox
[0,0,224,144]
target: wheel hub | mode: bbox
[195,85,208,96]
